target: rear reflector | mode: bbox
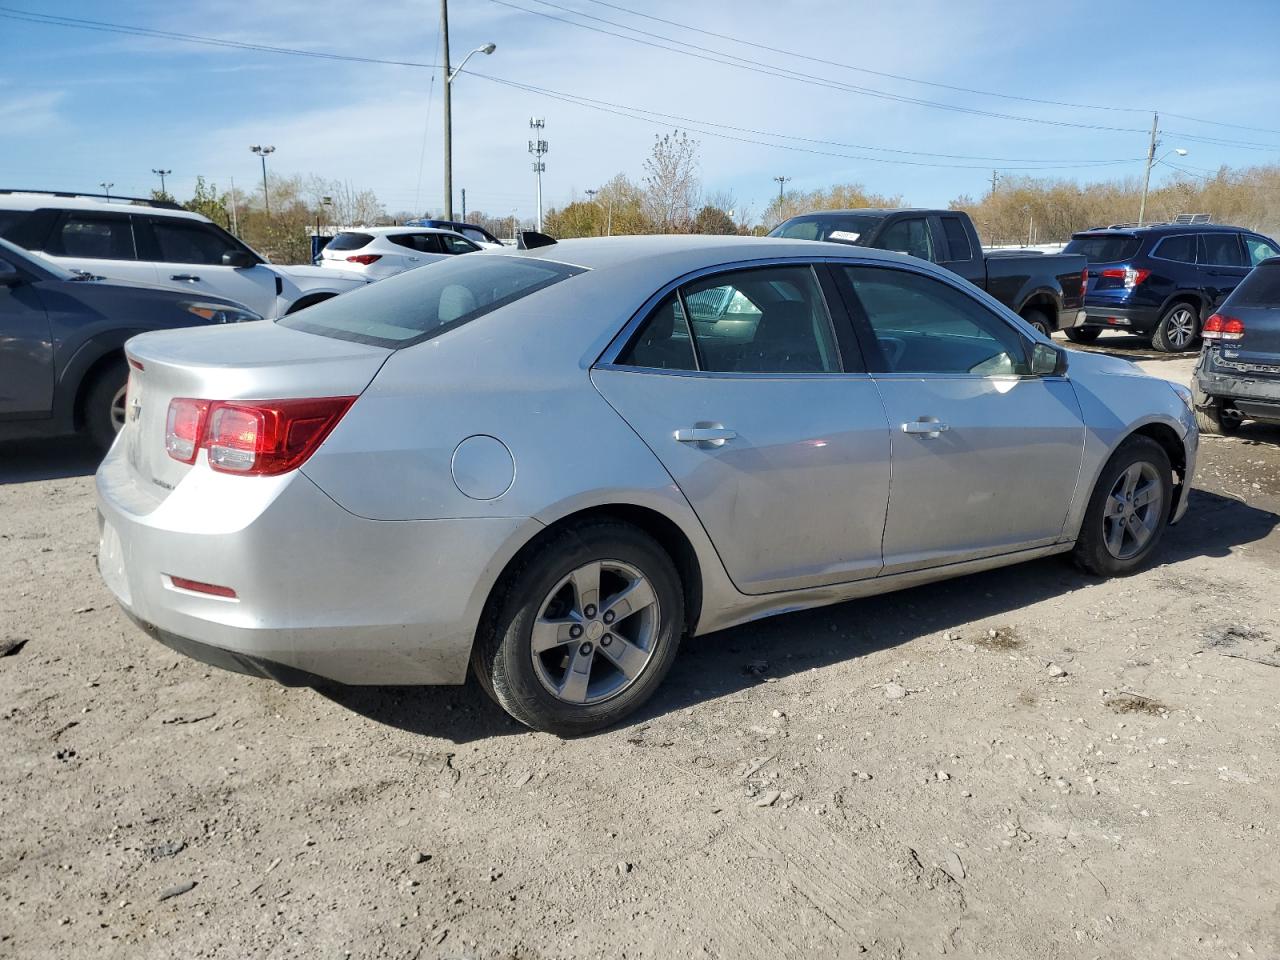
[127,357,144,371]
[345,254,382,265]
[166,396,356,475]
[168,576,237,599]
[1203,313,1245,341]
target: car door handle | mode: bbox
[901,419,950,436]
[674,426,736,446]
[170,274,201,282]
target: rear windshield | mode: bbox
[769,214,883,245]
[325,232,374,252]
[277,254,585,347]
[1226,262,1280,308]
[1064,233,1141,262]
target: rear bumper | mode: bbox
[1196,361,1280,422]
[1077,302,1160,332]
[95,446,538,686]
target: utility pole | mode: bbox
[774,175,790,204]
[585,188,599,235]
[99,182,114,198]
[441,0,453,220]
[529,118,548,232]
[1138,111,1159,228]
[152,168,171,197]
[251,145,275,216]
[228,176,240,236]
[989,169,1000,200]
[461,187,466,221]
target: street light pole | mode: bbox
[152,168,171,197]
[251,145,276,216]
[99,182,114,199]
[441,0,496,222]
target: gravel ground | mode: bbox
[3,340,1279,959]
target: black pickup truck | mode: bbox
[769,208,1086,336]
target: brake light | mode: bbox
[164,396,355,474]
[345,254,382,265]
[1081,267,1088,291]
[1100,266,1151,289]
[1202,314,1245,341]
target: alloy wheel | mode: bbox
[1103,461,1163,560]
[530,560,660,705]
[1164,307,1197,350]
[109,384,128,433]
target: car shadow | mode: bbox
[0,437,101,485]
[324,487,1278,744]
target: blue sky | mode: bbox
[3,0,1279,223]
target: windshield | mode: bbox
[1064,233,1141,262]
[769,214,883,245]
[277,253,585,347]
[0,236,77,281]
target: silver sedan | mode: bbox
[96,236,1198,734]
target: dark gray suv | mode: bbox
[0,238,259,450]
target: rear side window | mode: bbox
[326,232,374,252]
[618,294,697,370]
[1199,233,1246,267]
[1064,234,1141,262]
[46,213,136,260]
[278,254,584,347]
[1153,234,1197,263]
[1226,263,1280,308]
[939,217,972,261]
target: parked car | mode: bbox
[1193,256,1280,434]
[404,217,504,248]
[318,226,482,279]
[768,208,1086,336]
[1061,223,1280,352]
[97,236,1196,735]
[0,189,369,319]
[0,237,259,450]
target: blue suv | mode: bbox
[1061,223,1280,351]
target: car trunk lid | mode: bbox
[120,320,391,500]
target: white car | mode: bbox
[0,190,368,319]
[318,226,482,280]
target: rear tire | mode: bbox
[1193,391,1239,436]
[1063,327,1101,344]
[82,359,128,453]
[1072,436,1172,577]
[472,521,685,736]
[1022,308,1053,337]
[1152,302,1200,353]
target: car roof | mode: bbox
[782,208,928,218]
[339,226,462,237]
[1074,223,1247,236]
[0,190,211,223]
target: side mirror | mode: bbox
[221,250,257,269]
[0,260,21,287]
[1031,341,1068,377]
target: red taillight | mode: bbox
[1100,266,1150,289]
[1081,267,1088,291]
[1203,314,1245,341]
[164,396,355,475]
[168,575,237,599]
[345,254,382,265]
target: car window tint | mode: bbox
[1154,234,1197,263]
[842,265,1030,376]
[617,293,697,370]
[877,217,934,261]
[461,228,489,244]
[441,234,478,254]
[327,232,374,251]
[151,219,240,265]
[680,266,841,374]
[1064,233,1141,262]
[388,234,419,251]
[939,217,972,261]
[48,214,136,260]
[1245,236,1280,267]
[1199,233,1246,267]
[0,210,29,242]
[277,254,583,347]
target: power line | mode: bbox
[0,5,1146,171]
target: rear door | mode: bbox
[834,263,1085,574]
[0,252,53,417]
[40,210,158,285]
[591,262,891,594]
[1198,233,1250,309]
[135,215,278,317]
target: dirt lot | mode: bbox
[3,337,1280,959]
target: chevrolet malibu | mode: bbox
[97,236,1198,735]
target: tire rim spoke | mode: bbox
[558,644,594,703]
[597,634,647,680]
[602,578,656,623]
[531,616,579,653]
[569,562,602,616]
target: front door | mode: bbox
[136,215,279,318]
[592,264,891,594]
[1198,233,1250,310]
[0,254,53,417]
[834,263,1086,574]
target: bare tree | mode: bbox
[642,131,701,233]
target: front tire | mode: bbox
[82,360,128,453]
[1063,327,1101,344]
[1152,302,1200,352]
[473,521,685,736]
[1073,436,1172,576]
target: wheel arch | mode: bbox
[56,330,144,432]
[1159,290,1207,319]
[1017,288,1061,320]
[1129,421,1188,521]
[284,292,338,315]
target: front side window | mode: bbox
[150,219,241,265]
[278,254,584,347]
[47,213,136,260]
[1245,235,1280,267]
[1153,234,1197,264]
[939,217,972,262]
[1199,233,1246,267]
[877,217,935,261]
[461,228,491,244]
[841,265,1030,376]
